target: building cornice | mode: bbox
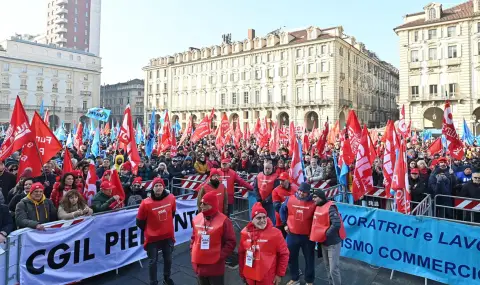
[394,15,480,34]
[0,56,101,74]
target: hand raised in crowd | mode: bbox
[35,224,45,231]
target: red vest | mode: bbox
[310,201,347,242]
[191,212,227,265]
[202,183,226,214]
[240,224,283,281]
[272,184,297,227]
[257,173,278,200]
[286,195,316,235]
[138,194,176,247]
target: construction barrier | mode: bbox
[434,194,480,225]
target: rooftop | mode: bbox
[394,1,474,30]
[102,79,144,90]
[3,37,98,57]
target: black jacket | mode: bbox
[0,171,17,202]
[409,177,429,202]
[0,204,13,236]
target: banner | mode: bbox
[85,107,111,122]
[338,204,480,285]
[19,199,197,284]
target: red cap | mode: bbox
[152,177,165,188]
[132,177,142,184]
[121,161,132,171]
[221,158,231,164]
[72,170,82,177]
[438,157,448,163]
[29,182,44,193]
[278,172,290,181]
[410,168,420,174]
[100,181,113,190]
[251,202,267,220]
[209,168,219,177]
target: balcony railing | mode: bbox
[65,107,73,112]
[52,87,58,93]
[2,83,10,88]
[66,89,72,94]
[0,104,9,109]
[80,91,92,96]
[339,98,353,107]
[77,108,87,112]
[20,85,27,90]
[37,86,43,91]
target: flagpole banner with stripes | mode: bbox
[18,200,198,285]
[338,204,480,285]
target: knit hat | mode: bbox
[209,168,219,178]
[72,170,82,177]
[20,168,33,179]
[121,161,132,171]
[298,182,311,193]
[29,182,44,193]
[201,191,219,216]
[221,158,231,164]
[251,202,267,220]
[185,156,193,161]
[278,172,290,181]
[152,177,165,188]
[438,157,447,163]
[100,181,113,190]
[313,189,326,201]
[132,177,142,185]
[410,168,420,174]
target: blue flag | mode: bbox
[173,120,181,137]
[39,100,45,118]
[91,127,100,158]
[135,121,143,145]
[462,118,475,145]
[146,109,156,158]
[85,107,111,122]
[66,132,73,148]
[422,130,432,141]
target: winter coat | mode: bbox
[0,204,13,235]
[190,212,236,277]
[238,219,289,285]
[137,165,153,181]
[409,177,429,203]
[0,171,17,203]
[91,191,116,213]
[50,184,83,208]
[15,195,57,229]
[193,161,209,175]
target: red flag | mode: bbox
[0,96,34,160]
[191,116,211,143]
[391,140,411,214]
[442,101,464,160]
[118,105,141,174]
[170,126,178,156]
[178,116,192,146]
[243,122,251,141]
[63,147,74,174]
[367,131,376,164]
[17,144,42,181]
[382,120,397,198]
[160,111,172,152]
[234,122,242,148]
[84,162,98,206]
[316,121,329,158]
[327,120,340,145]
[346,110,362,154]
[44,109,49,125]
[302,133,310,154]
[351,126,373,201]
[341,131,355,166]
[288,122,296,154]
[215,121,226,150]
[73,122,83,151]
[103,122,111,135]
[427,137,443,156]
[308,121,317,141]
[269,122,280,153]
[110,169,126,202]
[288,138,304,186]
[398,104,408,137]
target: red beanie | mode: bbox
[152,177,165,188]
[121,161,132,171]
[209,168,219,178]
[29,182,44,194]
[201,191,219,216]
[132,177,142,185]
[251,202,267,220]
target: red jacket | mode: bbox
[238,219,289,284]
[216,168,253,204]
[190,212,236,277]
[50,182,83,208]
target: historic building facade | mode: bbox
[395,0,480,134]
[101,79,144,124]
[144,26,398,131]
[0,38,101,130]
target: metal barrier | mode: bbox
[411,194,433,216]
[434,194,480,225]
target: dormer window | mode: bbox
[429,8,436,20]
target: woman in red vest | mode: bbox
[310,189,346,285]
[272,172,297,237]
[239,202,289,285]
[197,169,228,215]
[191,191,236,285]
[136,177,176,285]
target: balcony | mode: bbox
[55,8,68,15]
[339,98,353,107]
[80,91,92,96]
[52,87,58,93]
[2,83,9,88]
[409,61,421,69]
[37,86,43,91]
[410,94,447,102]
[447,58,461,66]
[54,18,68,25]
[56,0,68,5]
[77,108,87,112]
[295,74,304,80]
[55,37,67,44]
[0,104,9,110]
[56,27,68,34]
[427,60,440,67]
[307,73,317,79]
[318,72,329,78]
[66,89,72,94]
[20,85,27,90]
[65,107,73,112]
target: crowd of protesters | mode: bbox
[0,131,480,284]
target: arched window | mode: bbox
[429,8,436,20]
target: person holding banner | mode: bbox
[191,191,236,285]
[136,177,176,285]
[280,182,316,285]
[91,181,121,213]
[15,182,57,230]
[238,202,289,285]
[310,189,346,285]
[58,190,93,220]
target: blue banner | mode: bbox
[85,107,111,122]
[338,204,480,285]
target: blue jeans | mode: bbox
[261,202,276,225]
[247,191,257,220]
[287,234,315,283]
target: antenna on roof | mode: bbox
[222,33,232,44]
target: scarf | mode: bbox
[27,193,48,221]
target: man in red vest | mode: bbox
[310,189,346,285]
[272,172,297,237]
[239,202,289,285]
[254,163,279,224]
[217,158,253,216]
[197,168,228,215]
[136,177,176,285]
[191,191,236,285]
[279,182,316,285]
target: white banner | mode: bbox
[19,199,198,284]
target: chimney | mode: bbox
[248,29,255,40]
